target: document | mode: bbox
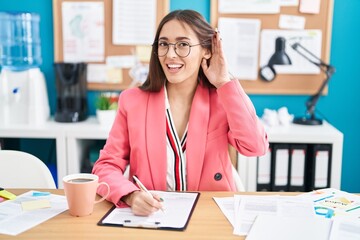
[218,17,261,80]
[98,191,199,231]
[0,191,68,236]
[112,0,156,45]
[62,1,105,62]
[246,215,332,240]
[218,0,280,14]
[232,195,315,235]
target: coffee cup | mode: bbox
[63,173,110,217]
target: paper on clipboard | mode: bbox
[260,29,322,74]
[98,191,199,231]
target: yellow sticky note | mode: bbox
[21,199,51,211]
[136,45,152,62]
[106,67,123,83]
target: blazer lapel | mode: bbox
[186,84,210,190]
[145,88,167,190]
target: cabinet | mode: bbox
[0,118,343,190]
[238,122,343,191]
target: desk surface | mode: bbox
[1,190,298,240]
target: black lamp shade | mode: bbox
[268,37,292,65]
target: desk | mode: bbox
[0,190,297,240]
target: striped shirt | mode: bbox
[165,88,187,191]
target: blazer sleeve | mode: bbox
[92,90,139,207]
[217,80,269,156]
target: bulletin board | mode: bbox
[53,0,169,91]
[210,0,334,95]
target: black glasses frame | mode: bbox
[153,41,202,58]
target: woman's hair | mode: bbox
[140,9,215,92]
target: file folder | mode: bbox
[271,144,290,191]
[257,145,272,191]
[289,144,307,192]
[310,144,332,190]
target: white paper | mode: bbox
[246,215,332,240]
[112,0,156,45]
[218,18,261,80]
[62,2,105,62]
[279,14,306,30]
[0,191,68,236]
[329,217,360,240]
[300,188,360,219]
[260,29,322,74]
[232,195,315,235]
[87,64,107,83]
[101,191,198,229]
[213,197,235,227]
[218,0,280,14]
[280,0,299,6]
[300,0,321,14]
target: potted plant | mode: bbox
[95,92,119,128]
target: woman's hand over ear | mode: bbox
[201,30,231,88]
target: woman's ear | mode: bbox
[203,50,211,60]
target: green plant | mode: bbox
[95,93,119,110]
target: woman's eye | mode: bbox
[159,42,168,47]
[178,42,189,48]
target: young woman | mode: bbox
[93,10,268,216]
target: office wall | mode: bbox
[0,0,359,192]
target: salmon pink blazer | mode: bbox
[93,80,268,206]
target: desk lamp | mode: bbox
[290,42,335,125]
[259,37,291,82]
[259,37,335,125]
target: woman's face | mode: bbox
[157,20,210,86]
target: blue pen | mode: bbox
[314,195,334,203]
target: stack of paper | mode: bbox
[214,188,360,239]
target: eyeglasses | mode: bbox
[154,41,202,58]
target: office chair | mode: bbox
[0,150,56,189]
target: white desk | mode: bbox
[238,121,344,191]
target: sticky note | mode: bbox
[106,67,123,83]
[299,0,321,14]
[21,199,51,211]
[136,45,152,62]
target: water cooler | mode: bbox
[0,12,49,125]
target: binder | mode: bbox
[257,144,272,191]
[309,144,332,190]
[98,191,199,231]
[288,144,307,192]
[271,144,290,191]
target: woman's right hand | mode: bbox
[122,190,163,216]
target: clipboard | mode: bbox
[98,191,200,231]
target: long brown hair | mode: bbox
[140,10,215,92]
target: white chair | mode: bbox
[0,150,56,189]
[232,165,246,192]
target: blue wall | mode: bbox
[1,0,359,192]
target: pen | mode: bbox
[132,176,165,212]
